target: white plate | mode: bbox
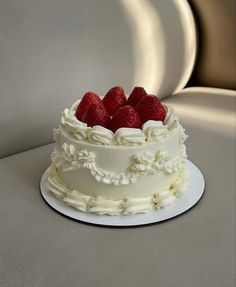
[40,160,205,227]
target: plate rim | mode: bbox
[40,159,205,227]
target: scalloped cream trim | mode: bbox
[51,143,187,186]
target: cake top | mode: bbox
[56,86,184,146]
[74,86,166,132]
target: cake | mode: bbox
[47,86,188,215]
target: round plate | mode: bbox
[40,160,205,227]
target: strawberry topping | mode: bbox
[75,87,166,131]
[75,92,101,121]
[157,103,167,122]
[82,102,110,128]
[127,86,147,107]
[109,105,142,133]
[103,86,127,116]
[135,94,166,124]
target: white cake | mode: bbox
[47,100,188,216]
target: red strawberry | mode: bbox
[103,86,127,116]
[75,92,101,121]
[82,102,110,128]
[157,103,166,122]
[135,95,166,124]
[127,86,147,107]
[109,105,142,133]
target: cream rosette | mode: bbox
[164,105,179,130]
[60,108,90,140]
[142,120,168,141]
[114,128,145,146]
[87,126,115,145]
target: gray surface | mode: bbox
[0,88,235,287]
[0,0,196,158]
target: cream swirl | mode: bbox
[142,120,168,141]
[61,108,84,129]
[87,126,115,145]
[115,128,145,146]
[61,108,90,140]
[164,105,179,130]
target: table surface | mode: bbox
[0,87,235,287]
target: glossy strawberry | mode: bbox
[135,94,166,124]
[127,86,147,107]
[82,102,110,128]
[157,103,166,122]
[103,86,127,116]
[109,105,142,133]
[75,92,101,121]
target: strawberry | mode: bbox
[103,86,127,116]
[109,105,142,133]
[135,95,166,124]
[127,86,147,107]
[82,102,110,128]
[75,92,101,121]
[157,103,166,122]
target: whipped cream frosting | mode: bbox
[61,108,90,140]
[115,128,145,146]
[179,124,189,144]
[142,120,168,141]
[123,197,153,215]
[87,126,115,145]
[47,165,188,215]
[164,105,179,130]
[64,191,91,212]
[89,197,123,215]
[53,128,61,142]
